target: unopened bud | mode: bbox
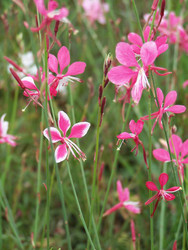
[100,96,106,126]
[10,68,25,89]
[151,0,159,11]
[98,162,105,182]
[98,85,103,106]
[54,20,60,37]
[4,56,23,72]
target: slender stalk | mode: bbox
[66,161,96,250]
[131,0,144,42]
[46,140,50,250]
[97,100,132,232]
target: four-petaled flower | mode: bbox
[145,173,181,217]
[103,180,140,216]
[141,88,186,134]
[43,111,90,163]
[153,134,188,181]
[48,46,86,93]
[0,114,17,147]
[117,120,148,168]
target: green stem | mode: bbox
[131,0,144,42]
[66,161,96,250]
[97,100,132,232]
[46,140,50,250]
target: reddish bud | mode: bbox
[100,97,106,126]
[151,0,159,11]
[10,68,25,89]
[104,78,109,88]
[173,240,177,250]
[4,56,23,72]
[98,162,105,182]
[160,0,166,17]
[54,20,60,37]
[98,85,103,106]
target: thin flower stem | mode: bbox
[33,110,44,244]
[131,0,144,42]
[148,88,154,250]
[159,164,167,250]
[97,100,132,233]
[66,161,96,250]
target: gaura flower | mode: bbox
[141,88,186,134]
[145,173,181,217]
[43,111,90,163]
[103,180,140,216]
[48,46,86,93]
[117,120,148,168]
[153,134,188,181]
[0,114,17,147]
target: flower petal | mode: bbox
[159,173,168,189]
[64,62,86,76]
[128,33,143,47]
[163,193,175,201]
[117,132,134,140]
[115,42,138,67]
[103,203,123,217]
[34,0,47,15]
[164,90,177,108]
[125,204,140,214]
[43,127,62,143]
[145,193,159,205]
[21,76,38,90]
[140,41,158,66]
[169,134,182,157]
[146,181,159,191]
[156,88,164,107]
[0,114,8,136]
[135,120,144,135]
[55,144,68,163]
[48,54,58,74]
[166,186,182,192]
[57,46,70,74]
[58,111,71,137]
[182,140,188,158]
[153,149,170,162]
[69,122,90,138]
[108,66,136,85]
[117,180,130,202]
[165,105,186,113]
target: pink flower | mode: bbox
[153,135,188,181]
[145,173,181,217]
[48,46,86,93]
[117,120,148,168]
[0,114,17,147]
[103,180,140,216]
[82,0,109,25]
[108,40,169,104]
[141,88,186,134]
[183,80,188,88]
[43,111,90,163]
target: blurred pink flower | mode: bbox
[117,120,148,167]
[48,46,86,93]
[43,111,90,162]
[153,134,188,181]
[82,0,109,25]
[183,80,188,88]
[0,114,17,147]
[141,88,186,134]
[145,173,181,217]
[103,180,140,216]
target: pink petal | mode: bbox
[21,76,38,90]
[169,134,182,157]
[164,90,177,108]
[57,46,70,74]
[157,44,168,56]
[155,35,167,49]
[143,26,151,42]
[131,79,144,104]
[43,127,62,143]
[140,41,158,66]
[145,193,159,205]
[146,181,159,191]
[164,193,175,201]
[129,120,136,134]
[34,0,47,15]
[117,132,134,140]
[48,0,58,11]
[153,149,170,162]
[103,203,123,216]
[182,157,188,164]
[58,111,71,137]
[115,42,138,67]
[128,33,143,47]
[69,122,90,138]
[48,54,58,74]
[166,186,181,192]
[51,7,69,20]
[135,120,144,135]
[108,66,136,85]
[125,205,140,214]
[64,62,86,76]
[156,88,164,107]
[165,105,186,113]
[159,173,168,189]
[182,140,188,158]
[55,144,68,163]
[117,181,130,202]
[0,114,8,136]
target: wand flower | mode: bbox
[103,180,140,216]
[43,111,90,163]
[0,114,17,147]
[141,88,186,134]
[145,173,181,217]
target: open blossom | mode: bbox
[153,135,188,181]
[48,46,86,93]
[82,0,109,25]
[43,111,90,163]
[0,114,17,146]
[108,39,169,104]
[145,173,181,217]
[117,120,148,168]
[141,88,186,134]
[103,180,140,216]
